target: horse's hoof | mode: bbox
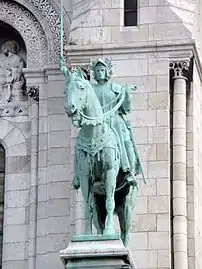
[103,227,116,235]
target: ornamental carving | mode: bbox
[0,0,48,65]
[27,85,39,101]
[169,60,190,79]
[28,0,67,63]
[0,103,28,117]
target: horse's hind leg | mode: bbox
[117,204,131,246]
[118,185,138,246]
[116,208,125,244]
[93,204,104,234]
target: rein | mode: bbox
[78,86,126,125]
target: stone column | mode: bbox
[170,61,189,269]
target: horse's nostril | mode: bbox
[65,104,76,116]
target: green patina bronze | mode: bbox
[71,234,120,242]
[59,56,145,246]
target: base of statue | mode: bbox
[60,234,136,269]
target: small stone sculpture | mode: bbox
[0,40,25,102]
[60,57,145,246]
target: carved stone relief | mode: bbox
[27,85,39,101]
[0,0,68,64]
[0,0,48,65]
[0,40,26,104]
[169,57,193,82]
[0,103,28,117]
[169,60,190,78]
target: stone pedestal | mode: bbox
[60,235,136,269]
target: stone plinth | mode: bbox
[60,235,136,269]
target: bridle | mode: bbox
[77,85,127,126]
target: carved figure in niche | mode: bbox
[0,40,25,102]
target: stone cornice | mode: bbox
[64,39,195,57]
[64,39,202,83]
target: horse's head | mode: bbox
[64,68,89,126]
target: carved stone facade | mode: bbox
[0,0,68,65]
[0,1,70,268]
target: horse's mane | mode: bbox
[82,78,102,109]
[66,72,100,103]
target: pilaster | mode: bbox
[169,59,192,269]
[24,69,45,269]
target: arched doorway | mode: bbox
[0,145,5,268]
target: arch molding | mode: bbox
[0,0,48,66]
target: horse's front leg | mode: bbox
[77,150,93,235]
[103,149,119,235]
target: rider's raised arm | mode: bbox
[59,56,70,79]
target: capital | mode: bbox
[169,58,193,81]
[169,60,189,79]
[27,86,39,101]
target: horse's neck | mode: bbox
[85,87,103,117]
[80,87,106,139]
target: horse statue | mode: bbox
[61,61,144,246]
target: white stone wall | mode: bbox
[124,57,170,268]
[69,0,195,45]
[120,56,170,269]
[187,64,202,269]
[0,117,30,269]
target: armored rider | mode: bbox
[91,58,144,187]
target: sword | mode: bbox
[123,85,146,184]
[128,124,146,184]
